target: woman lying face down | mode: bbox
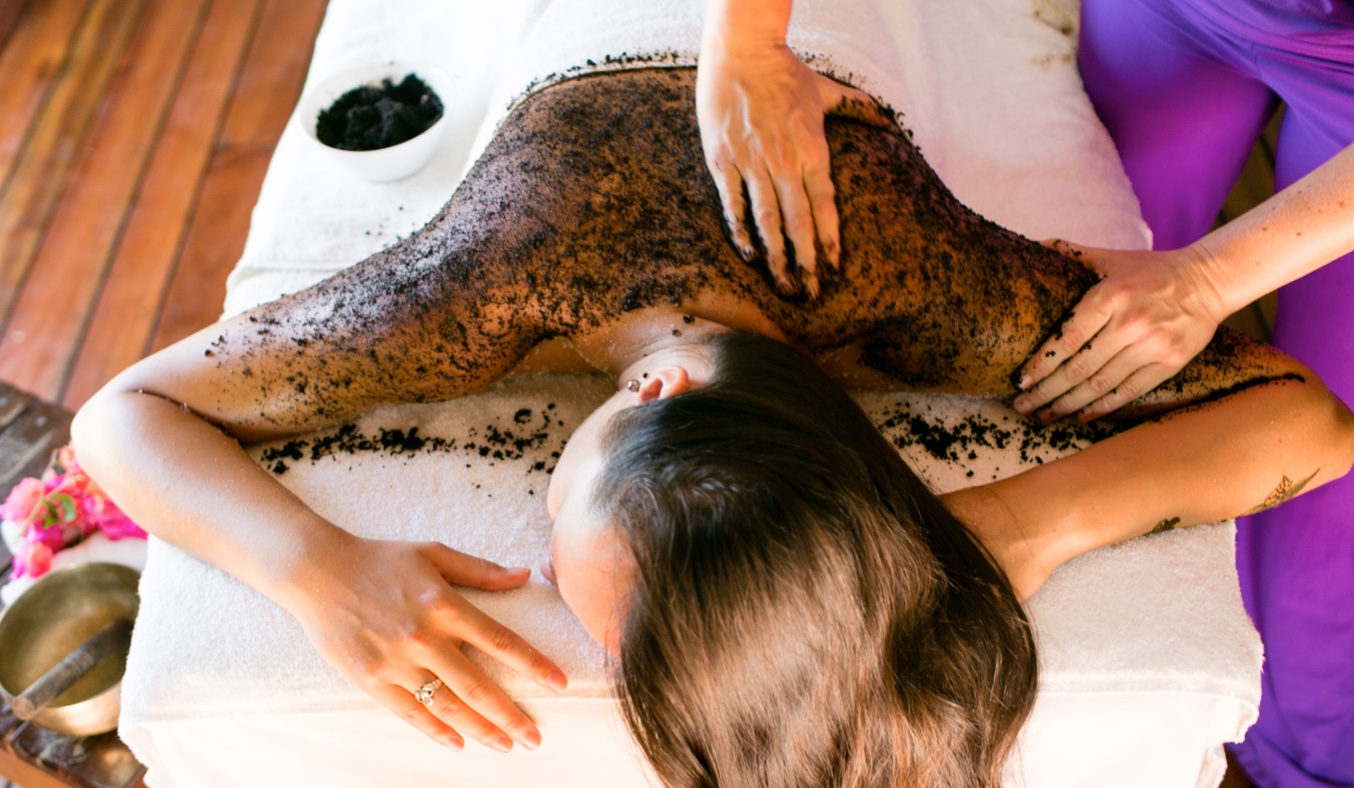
[71,69,1354,786]
[545,329,1038,787]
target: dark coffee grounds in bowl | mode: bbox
[316,74,444,151]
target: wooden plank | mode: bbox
[149,0,329,354]
[0,382,26,573]
[0,379,33,431]
[0,0,89,197]
[0,0,207,402]
[6,721,144,788]
[0,0,145,329]
[0,399,70,491]
[1,383,32,586]
[0,745,76,788]
[63,0,264,409]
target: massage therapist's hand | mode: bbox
[285,532,567,752]
[698,0,886,298]
[1014,240,1226,421]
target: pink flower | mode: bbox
[26,518,72,551]
[3,477,45,526]
[14,540,53,579]
[85,495,145,540]
[56,445,83,476]
[80,495,106,529]
[96,513,147,541]
[3,444,147,579]
[44,472,92,502]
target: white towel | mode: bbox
[123,380,1260,714]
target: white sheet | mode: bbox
[121,0,1260,786]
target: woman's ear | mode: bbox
[636,366,691,403]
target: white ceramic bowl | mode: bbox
[297,60,454,182]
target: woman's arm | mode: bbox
[1014,141,1354,419]
[71,242,565,752]
[946,352,1354,599]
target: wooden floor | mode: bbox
[0,0,329,412]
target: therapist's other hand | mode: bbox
[696,42,886,298]
[289,534,567,752]
[1014,240,1225,421]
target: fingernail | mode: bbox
[522,729,542,750]
[1014,397,1032,414]
[805,274,820,300]
[1018,375,1032,390]
[444,738,464,751]
[1037,409,1054,423]
[544,669,568,691]
[492,737,513,753]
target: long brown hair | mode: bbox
[593,331,1037,787]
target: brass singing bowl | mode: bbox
[0,562,140,736]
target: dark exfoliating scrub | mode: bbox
[216,68,1285,437]
[317,74,444,151]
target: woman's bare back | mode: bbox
[199,68,1290,436]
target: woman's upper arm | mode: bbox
[1118,326,1303,411]
[103,266,540,442]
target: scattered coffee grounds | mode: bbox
[874,399,1119,472]
[316,74,443,151]
[258,407,567,476]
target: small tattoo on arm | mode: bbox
[1150,517,1180,534]
[1245,469,1320,515]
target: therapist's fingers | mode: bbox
[1037,347,1144,419]
[1016,295,1115,409]
[1015,330,1123,419]
[776,172,820,298]
[709,159,756,260]
[1018,296,1115,391]
[370,683,466,751]
[804,149,840,274]
[745,165,792,293]
[1018,239,1113,393]
[1078,365,1176,421]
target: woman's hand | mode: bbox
[697,35,885,298]
[285,533,568,752]
[1013,240,1227,421]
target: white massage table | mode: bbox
[117,1,1263,785]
